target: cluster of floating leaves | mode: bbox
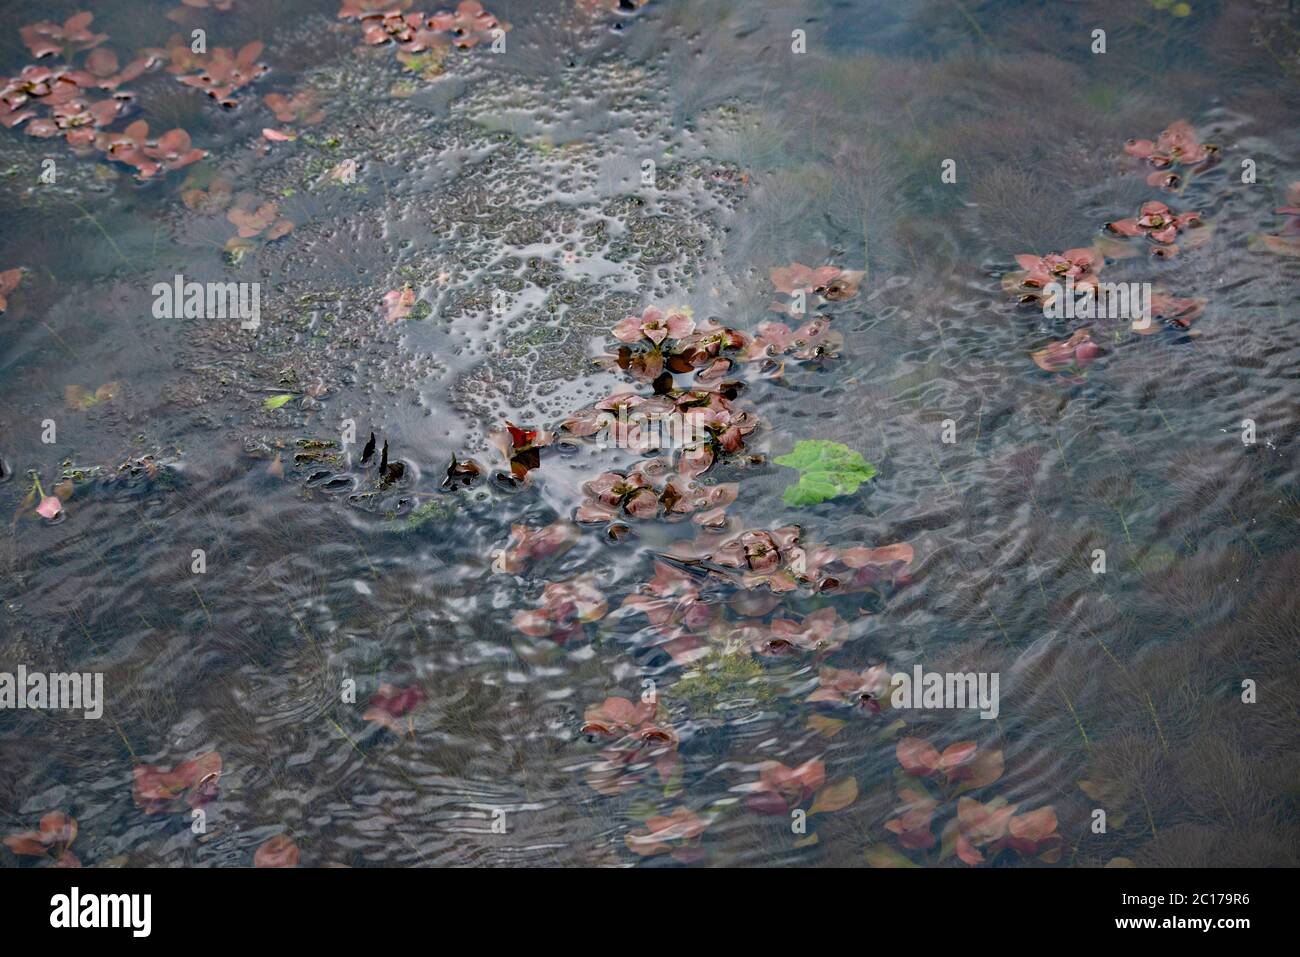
[1105,200,1206,258]
[872,738,1060,866]
[4,811,80,868]
[166,38,267,108]
[131,752,222,816]
[462,264,941,858]
[1002,120,1231,377]
[0,6,1153,869]
[338,0,510,80]
[0,267,22,314]
[1123,119,1219,190]
[1,12,206,180]
[175,170,296,256]
[1251,181,1300,258]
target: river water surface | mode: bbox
[1,0,1297,868]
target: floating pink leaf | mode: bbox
[582,695,677,796]
[20,12,108,60]
[264,90,325,126]
[339,0,413,19]
[513,575,608,644]
[625,807,708,861]
[363,683,426,735]
[744,759,826,814]
[884,788,938,851]
[1030,328,1096,373]
[227,197,293,240]
[1123,120,1218,190]
[806,664,892,712]
[428,1,511,49]
[132,752,222,814]
[0,267,23,314]
[1106,200,1203,254]
[759,606,846,655]
[254,834,300,867]
[4,811,79,864]
[494,521,580,573]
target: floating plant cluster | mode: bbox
[1002,120,1236,379]
[0,3,518,185]
[338,0,510,78]
[1,12,204,180]
[447,260,963,861]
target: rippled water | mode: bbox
[1,0,1297,868]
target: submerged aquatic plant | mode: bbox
[1145,291,1208,334]
[264,89,325,126]
[493,521,581,573]
[876,738,1060,866]
[225,196,294,253]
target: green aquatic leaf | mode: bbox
[264,394,295,411]
[773,440,877,506]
